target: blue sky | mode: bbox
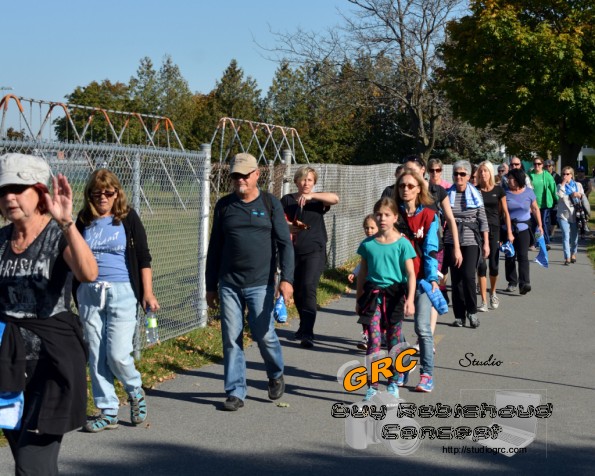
[2,0,346,102]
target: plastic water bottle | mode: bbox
[274,296,288,323]
[145,308,159,344]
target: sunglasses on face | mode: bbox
[453,171,467,177]
[398,183,418,190]
[91,190,118,199]
[230,170,255,181]
[533,162,542,166]
[429,168,442,173]
[563,172,572,176]
[0,184,31,197]
[511,163,521,167]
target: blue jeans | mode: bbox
[219,281,284,400]
[78,282,142,415]
[414,286,434,377]
[558,218,578,259]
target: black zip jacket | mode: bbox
[0,311,88,435]
[356,281,407,326]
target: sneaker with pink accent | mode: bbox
[415,374,434,393]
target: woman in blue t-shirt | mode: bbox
[75,169,159,433]
[502,168,543,295]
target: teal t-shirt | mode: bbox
[357,235,417,287]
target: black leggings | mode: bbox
[477,225,500,278]
[505,229,531,287]
[294,248,326,338]
[5,359,63,476]
[445,244,479,320]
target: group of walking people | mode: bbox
[1,150,589,474]
[352,155,589,401]
[0,153,157,475]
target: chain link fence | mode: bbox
[0,139,210,356]
[1,137,453,352]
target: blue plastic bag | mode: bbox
[499,240,515,258]
[0,391,24,430]
[274,296,288,323]
[534,235,549,268]
[0,321,24,430]
[419,279,449,315]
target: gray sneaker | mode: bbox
[489,293,500,309]
[505,284,517,293]
[477,301,489,312]
[468,313,480,328]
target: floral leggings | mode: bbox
[366,304,403,388]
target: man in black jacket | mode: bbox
[206,153,294,411]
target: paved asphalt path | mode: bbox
[2,236,594,475]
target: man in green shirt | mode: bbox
[528,157,557,249]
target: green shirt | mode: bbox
[528,171,557,209]
[357,236,417,287]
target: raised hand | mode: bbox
[44,174,74,225]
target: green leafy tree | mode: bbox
[129,57,160,115]
[156,55,196,149]
[440,0,595,167]
[213,59,262,121]
[54,80,132,142]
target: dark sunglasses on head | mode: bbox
[402,156,423,165]
[230,170,255,181]
[453,171,467,177]
[91,190,118,199]
[429,168,442,173]
[398,183,418,190]
[0,184,31,197]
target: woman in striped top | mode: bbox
[443,160,489,329]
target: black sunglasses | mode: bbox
[429,168,442,173]
[453,171,468,177]
[0,184,31,197]
[230,170,255,181]
[91,190,118,199]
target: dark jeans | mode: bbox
[505,229,531,288]
[294,248,326,338]
[532,208,551,244]
[445,244,479,321]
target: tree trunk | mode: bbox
[559,138,582,170]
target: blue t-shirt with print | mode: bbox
[83,217,129,282]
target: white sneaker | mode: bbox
[477,301,489,312]
[489,293,500,310]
